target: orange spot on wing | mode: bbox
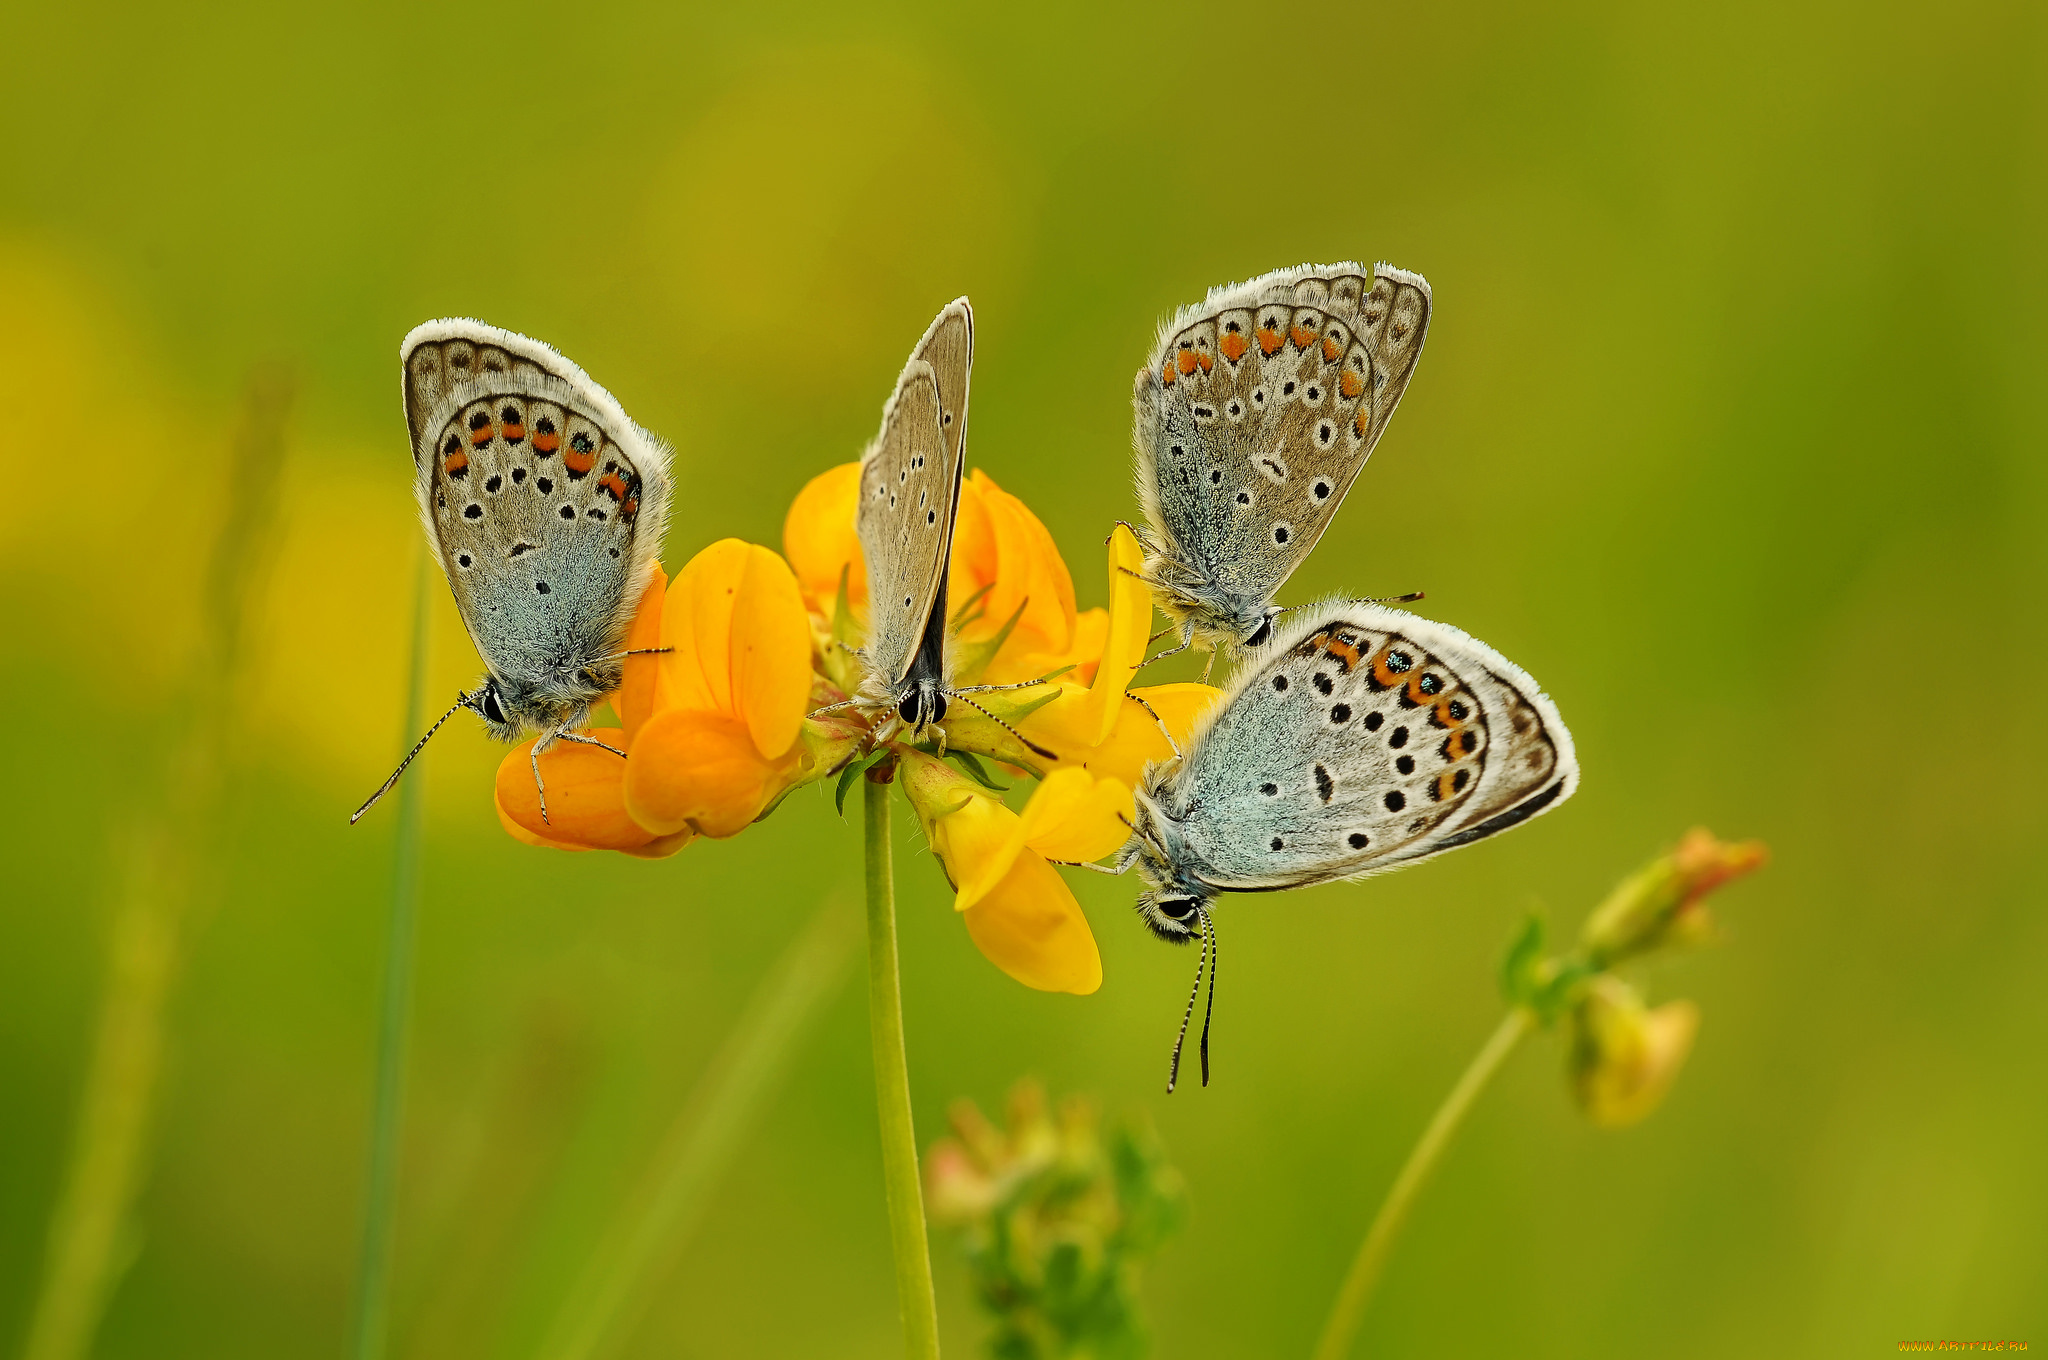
[442,450,468,476]
[502,422,526,441]
[533,432,561,454]
[1339,369,1365,399]
[1322,336,1342,361]
[1302,629,1362,670]
[1257,326,1283,355]
[1289,325,1317,350]
[1194,350,1213,373]
[1370,645,1405,689]
[598,472,629,501]
[622,496,639,518]
[1434,770,1461,801]
[470,425,494,447]
[1352,411,1368,439]
[1161,357,1177,385]
[564,448,597,475]
[1219,331,1248,362]
[1176,350,1200,376]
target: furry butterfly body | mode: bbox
[1133,262,1431,657]
[352,320,672,823]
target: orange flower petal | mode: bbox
[782,462,866,615]
[618,566,667,743]
[656,538,751,715]
[948,470,999,598]
[1019,767,1132,865]
[495,791,591,852]
[495,729,668,852]
[730,546,813,760]
[960,853,1102,995]
[623,707,797,838]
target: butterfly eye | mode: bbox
[1157,897,1197,921]
[479,685,508,725]
[1243,616,1273,648]
[899,691,924,725]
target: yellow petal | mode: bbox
[730,545,813,759]
[617,566,668,744]
[1068,523,1152,745]
[935,791,1029,914]
[1079,683,1221,789]
[960,852,1103,995]
[782,462,866,615]
[623,707,798,838]
[495,729,672,852]
[1018,767,1132,865]
[655,538,752,714]
[1066,607,1109,685]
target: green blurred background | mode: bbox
[3,2,2044,1356]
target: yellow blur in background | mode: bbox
[2,2,2043,1357]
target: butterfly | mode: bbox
[822,299,1054,756]
[1103,601,1578,1090]
[352,320,672,825]
[1131,262,1431,670]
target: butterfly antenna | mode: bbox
[1197,905,1217,1088]
[1365,590,1426,605]
[350,693,473,825]
[947,692,1058,761]
[1166,913,1210,1095]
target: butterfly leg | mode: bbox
[806,696,866,720]
[556,730,627,759]
[1045,857,1128,875]
[1123,690,1181,758]
[1132,626,1194,673]
[950,671,1071,696]
[529,737,553,826]
[1199,646,1218,685]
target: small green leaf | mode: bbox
[952,595,1029,684]
[947,749,1008,793]
[834,749,886,816]
[1500,911,1547,1008]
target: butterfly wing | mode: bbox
[402,320,672,700]
[1151,601,1575,891]
[856,299,973,687]
[1134,264,1430,623]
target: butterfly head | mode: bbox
[898,683,949,731]
[1239,605,1285,651]
[1134,886,1211,943]
[462,676,521,740]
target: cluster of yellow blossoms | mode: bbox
[494,466,1220,995]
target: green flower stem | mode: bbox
[349,552,432,1360]
[1311,1007,1534,1360]
[863,770,942,1358]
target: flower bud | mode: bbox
[1567,976,1700,1127]
[1578,827,1767,967]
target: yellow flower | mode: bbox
[495,538,826,850]
[898,751,1111,995]
[780,462,1109,687]
[1008,523,1221,788]
[1566,976,1701,1128]
[625,538,820,838]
